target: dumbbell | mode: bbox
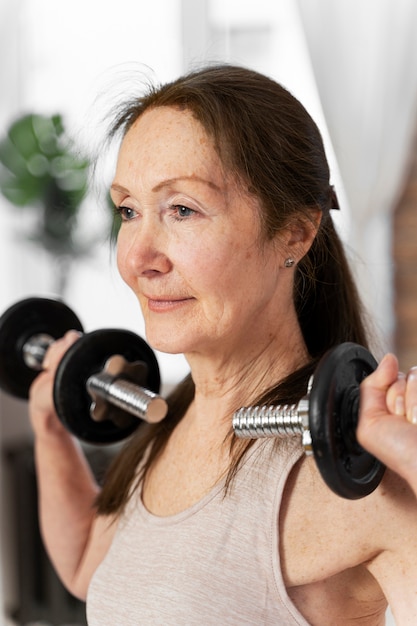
[233,342,385,500]
[0,297,167,444]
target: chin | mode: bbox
[144,330,189,355]
[143,312,210,355]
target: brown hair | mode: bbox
[96,64,370,515]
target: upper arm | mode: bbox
[70,512,119,600]
[365,469,417,623]
[281,457,417,584]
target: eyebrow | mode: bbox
[111,175,222,195]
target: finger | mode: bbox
[43,330,82,370]
[405,366,417,424]
[360,353,399,417]
[386,372,406,416]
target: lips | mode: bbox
[145,296,194,312]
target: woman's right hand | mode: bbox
[28,330,82,438]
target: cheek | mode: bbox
[116,238,131,285]
[190,246,248,307]
[186,257,220,294]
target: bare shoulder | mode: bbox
[281,457,417,623]
[280,457,417,584]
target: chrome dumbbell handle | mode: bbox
[22,333,54,371]
[233,397,313,453]
[232,378,313,453]
[87,371,167,424]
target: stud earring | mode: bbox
[284,258,295,268]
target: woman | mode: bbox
[29,65,417,625]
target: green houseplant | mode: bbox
[0,112,90,295]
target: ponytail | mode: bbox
[296,213,370,357]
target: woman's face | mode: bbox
[112,106,291,360]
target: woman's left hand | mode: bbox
[357,353,417,494]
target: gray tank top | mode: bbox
[87,437,310,625]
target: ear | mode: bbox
[283,209,322,263]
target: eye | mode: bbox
[172,204,196,219]
[115,206,137,221]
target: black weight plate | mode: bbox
[53,329,161,444]
[0,297,83,399]
[309,342,385,499]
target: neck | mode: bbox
[184,317,309,433]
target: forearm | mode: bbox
[33,424,100,595]
[26,331,116,597]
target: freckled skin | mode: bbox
[113,107,299,368]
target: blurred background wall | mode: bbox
[0,0,416,623]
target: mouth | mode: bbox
[145,296,194,312]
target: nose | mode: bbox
[117,214,172,280]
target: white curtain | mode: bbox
[297,0,417,350]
